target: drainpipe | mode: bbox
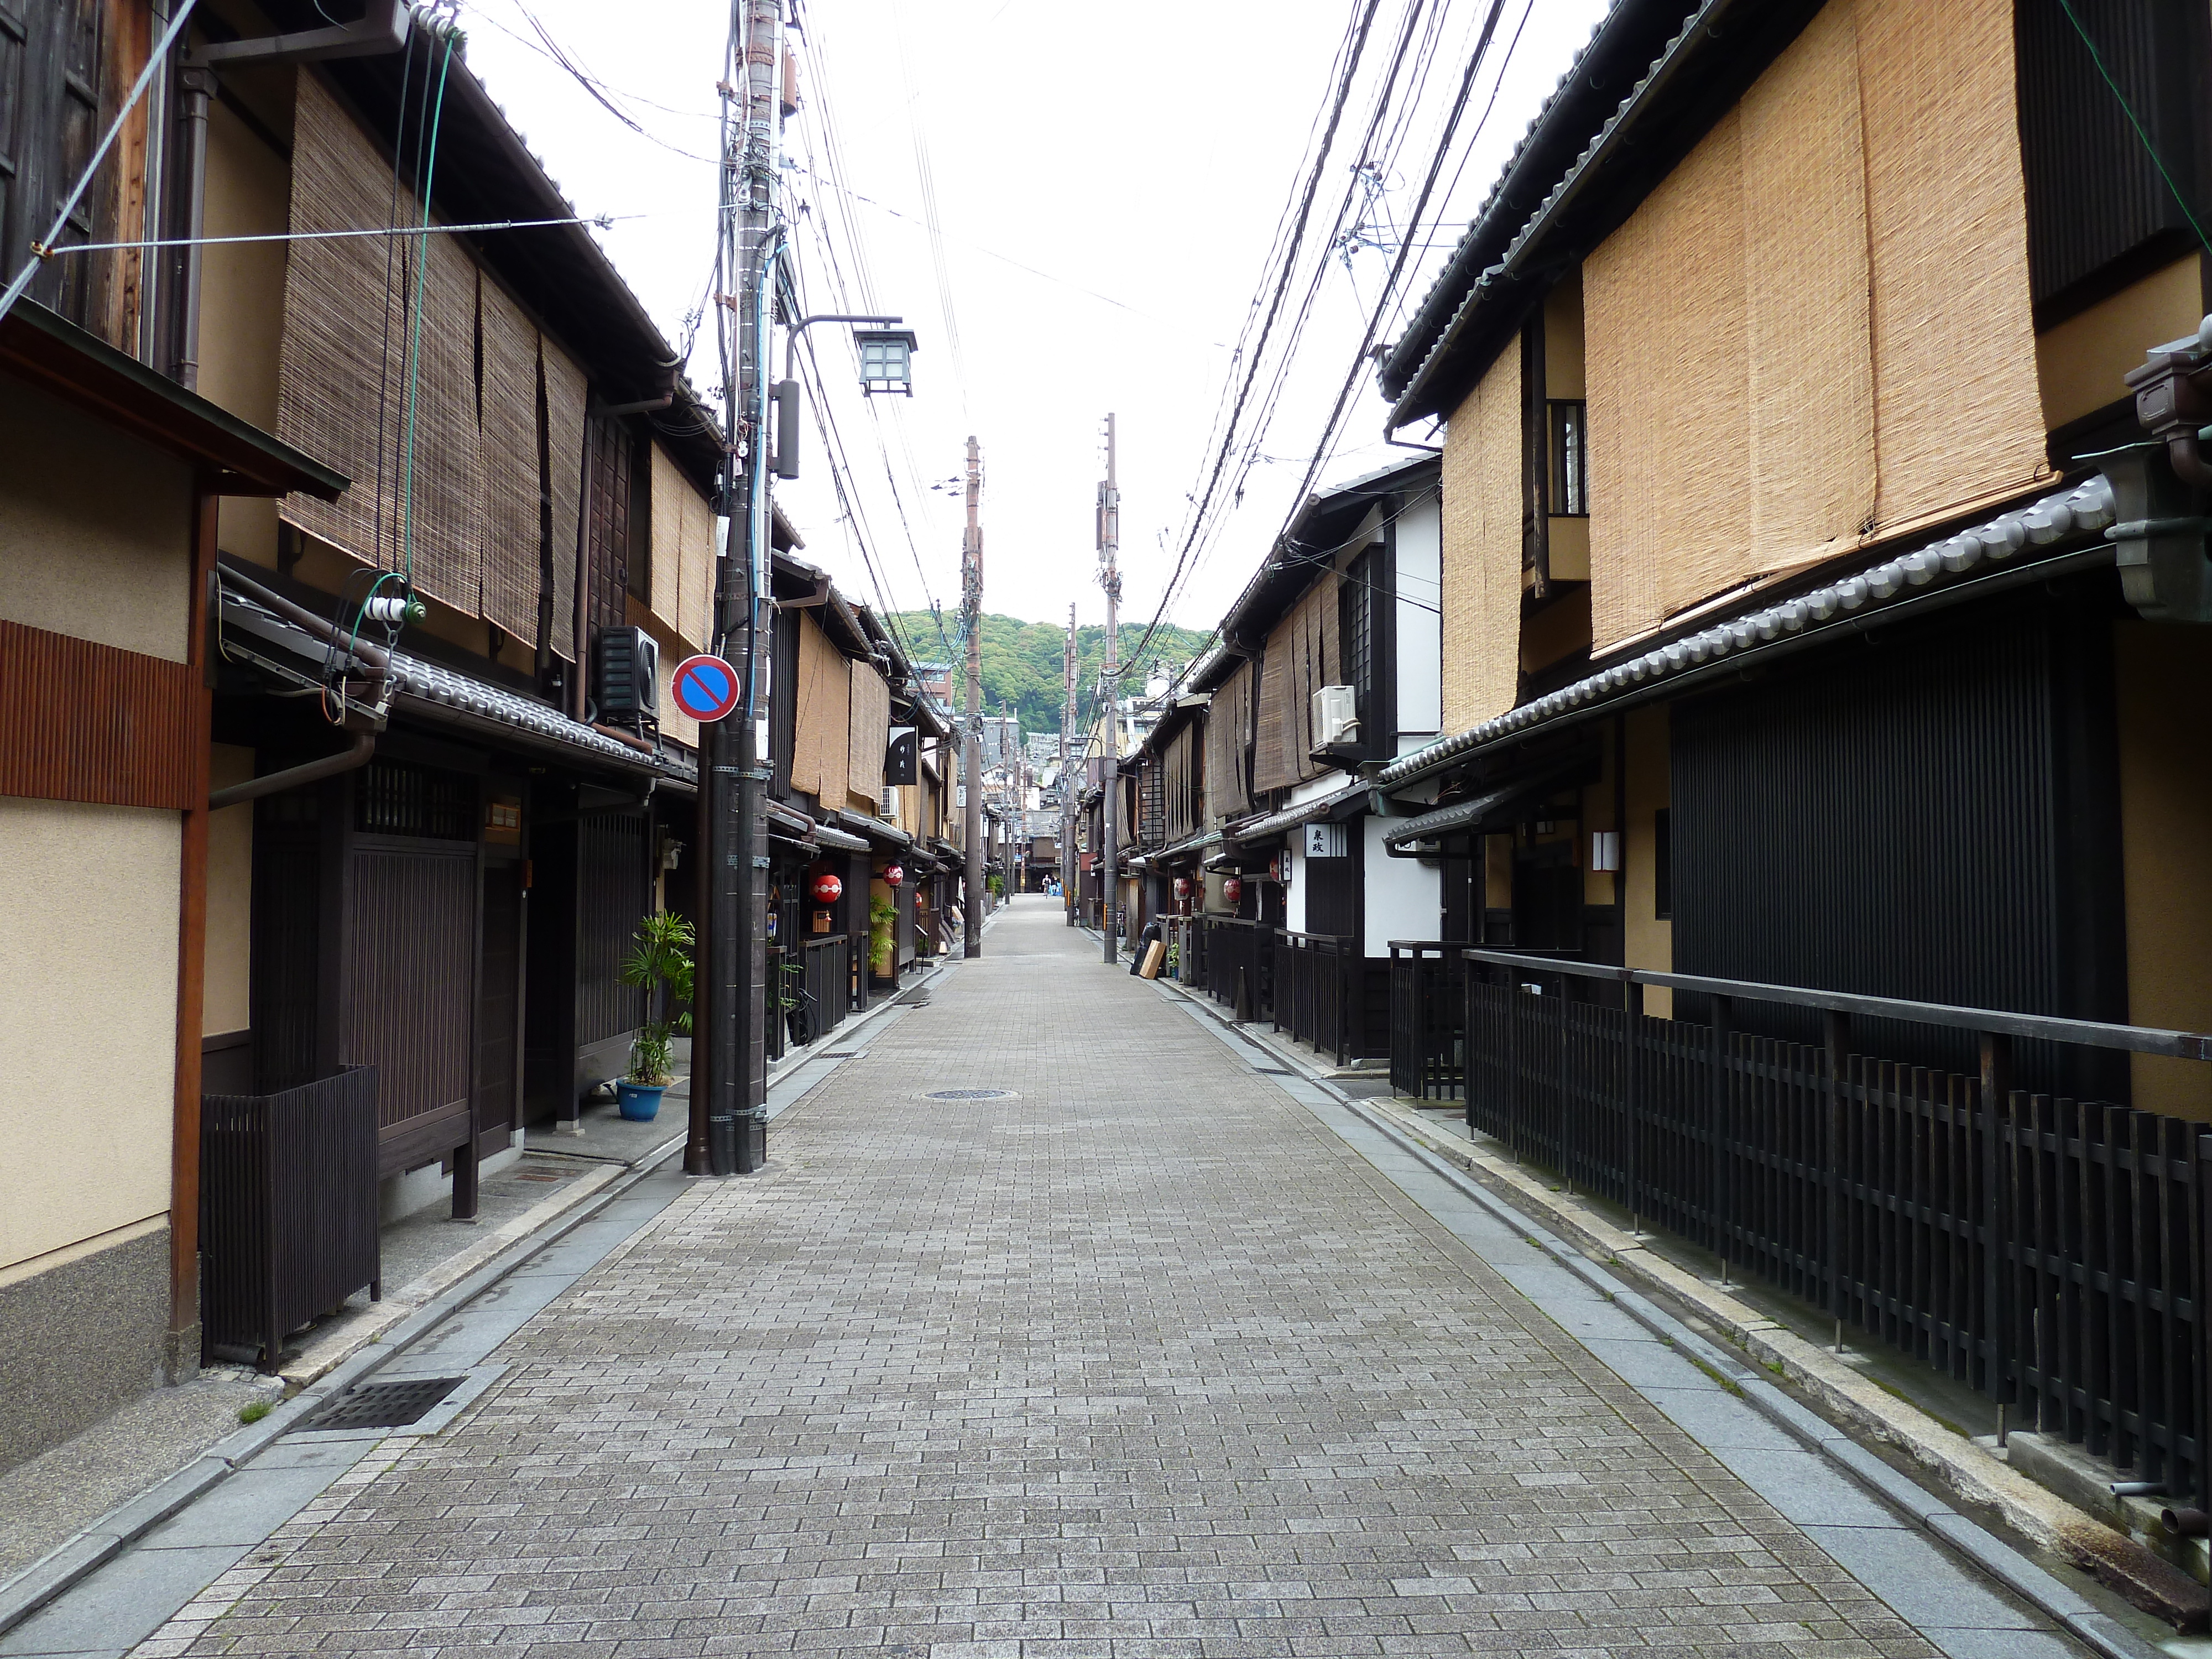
[169,66,214,390]
[207,731,375,810]
[170,0,413,388]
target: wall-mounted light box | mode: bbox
[1590,830,1621,873]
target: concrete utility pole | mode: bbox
[1061,603,1076,926]
[1097,413,1121,966]
[697,0,782,1178]
[962,435,984,958]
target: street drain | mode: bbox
[302,1376,466,1432]
[923,1088,1014,1101]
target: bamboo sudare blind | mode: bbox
[476,273,542,644]
[1251,570,1340,796]
[1439,347,1524,733]
[277,72,481,613]
[1856,0,2044,532]
[1585,108,1750,654]
[276,71,405,574]
[648,441,718,653]
[846,658,891,811]
[541,335,588,664]
[1204,659,1255,823]
[1583,0,2047,654]
[789,609,850,804]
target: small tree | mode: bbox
[619,911,695,1087]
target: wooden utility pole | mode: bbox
[1097,414,1120,964]
[1061,602,1076,926]
[962,435,984,958]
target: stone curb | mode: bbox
[1154,983,2167,1659]
[1335,1096,2165,1659]
[0,1131,691,1641]
[275,1159,632,1389]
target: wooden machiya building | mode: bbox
[1366,0,2212,1510]
[1159,456,1445,1055]
[0,0,853,1463]
[766,554,961,1050]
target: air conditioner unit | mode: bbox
[595,626,659,721]
[1311,684,1358,748]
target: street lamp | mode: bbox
[775,315,914,478]
[854,328,920,396]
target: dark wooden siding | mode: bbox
[344,838,476,1169]
[1670,588,2125,1093]
[583,413,633,637]
[575,807,649,1046]
[250,791,325,1095]
[2016,0,2211,314]
[0,0,134,346]
[1,619,200,809]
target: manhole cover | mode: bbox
[923,1088,1014,1101]
[302,1376,466,1431]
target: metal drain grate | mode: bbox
[304,1376,466,1431]
[923,1088,1013,1101]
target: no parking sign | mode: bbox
[670,654,741,723]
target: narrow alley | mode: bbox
[4,898,2104,1659]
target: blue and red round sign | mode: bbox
[670,654,741,723]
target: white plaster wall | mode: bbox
[0,799,179,1270]
[1363,813,1439,957]
[1395,494,1443,739]
[0,382,194,661]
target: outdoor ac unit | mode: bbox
[595,626,659,720]
[1311,684,1358,747]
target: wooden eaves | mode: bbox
[1,300,348,499]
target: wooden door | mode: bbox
[475,860,524,1156]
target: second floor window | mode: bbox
[1548,400,1589,517]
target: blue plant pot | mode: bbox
[615,1082,666,1122]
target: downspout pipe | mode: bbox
[207,731,375,810]
[169,66,214,390]
[172,0,413,388]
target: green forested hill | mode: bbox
[883,612,1215,739]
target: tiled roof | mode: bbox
[1376,476,2118,790]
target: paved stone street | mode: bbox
[133,899,2078,1657]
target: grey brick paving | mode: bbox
[145,900,1996,1657]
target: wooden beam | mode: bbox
[168,487,218,1380]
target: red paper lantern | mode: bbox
[811,872,844,904]
[1222,876,1243,906]
[883,864,905,888]
[1173,876,1192,899]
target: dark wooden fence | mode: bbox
[1388,941,1473,1099]
[1272,931,1358,1065]
[1199,916,1276,1020]
[200,1066,380,1371]
[1461,947,2212,1504]
[799,933,849,1046]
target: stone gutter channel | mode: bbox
[0,959,942,1652]
[1155,977,2180,1659]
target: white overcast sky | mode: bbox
[456,0,1611,649]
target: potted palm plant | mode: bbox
[869,893,898,981]
[616,911,695,1122]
